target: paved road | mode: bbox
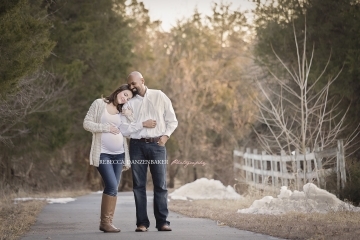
[22,192,283,240]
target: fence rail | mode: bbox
[233,140,346,192]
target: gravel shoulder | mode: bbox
[168,199,360,240]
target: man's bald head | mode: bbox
[127,71,146,96]
[127,71,143,81]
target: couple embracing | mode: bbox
[83,71,178,233]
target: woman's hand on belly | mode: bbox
[110,125,120,135]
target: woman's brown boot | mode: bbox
[99,194,120,233]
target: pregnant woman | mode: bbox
[83,84,136,233]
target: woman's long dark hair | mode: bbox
[103,84,135,113]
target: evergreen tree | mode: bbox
[0,0,135,191]
[0,0,55,95]
[44,0,133,140]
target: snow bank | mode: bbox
[169,178,242,200]
[14,197,76,204]
[238,183,360,214]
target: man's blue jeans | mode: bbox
[130,139,169,229]
[97,153,124,196]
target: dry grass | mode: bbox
[0,188,90,240]
[0,199,45,240]
[169,198,360,240]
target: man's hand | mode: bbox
[143,119,156,128]
[157,135,169,146]
[122,165,130,171]
[110,125,120,134]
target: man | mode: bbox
[119,71,178,232]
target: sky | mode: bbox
[137,0,257,31]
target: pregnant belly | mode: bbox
[101,132,124,153]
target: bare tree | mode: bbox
[254,24,360,182]
[0,71,67,146]
[161,18,256,185]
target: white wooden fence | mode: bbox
[233,140,346,192]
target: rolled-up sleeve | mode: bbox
[119,103,143,137]
[162,92,178,137]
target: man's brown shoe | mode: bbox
[135,225,148,232]
[158,224,172,231]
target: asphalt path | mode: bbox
[22,191,283,240]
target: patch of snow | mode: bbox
[169,178,242,200]
[238,183,360,214]
[170,195,188,200]
[14,197,76,204]
[46,198,76,204]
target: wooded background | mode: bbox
[1,0,359,204]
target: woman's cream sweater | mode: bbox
[83,98,130,168]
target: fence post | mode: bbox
[239,147,245,181]
[314,144,322,187]
[306,148,312,183]
[295,149,301,190]
[280,150,288,186]
[336,147,340,194]
[233,148,237,179]
[337,139,346,190]
[270,156,275,188]
[291,150,297,189]
[253,149,259,185]
[246,147,251,183]
[261,151,266,184]
[273,154,278,188]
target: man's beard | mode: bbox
[132,88,139,95]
